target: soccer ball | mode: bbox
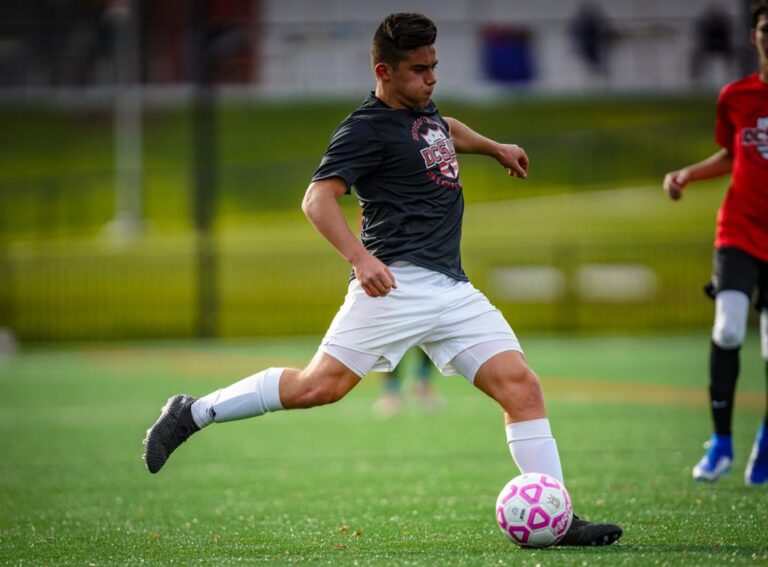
[495,472,573,548]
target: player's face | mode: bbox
[386,45,438,109]
[752,14,768,65]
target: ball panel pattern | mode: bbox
[495,473,573,548]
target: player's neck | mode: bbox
[374,87,404,110]
[374,85,419,111]
[760,65,768,84]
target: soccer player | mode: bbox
[662,0,768,486]
[144,13,623,545]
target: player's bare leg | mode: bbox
[278,352,361,409]
[473,350,623,546]
[472,351,558,479]
[473,350,546,421]
[143,352,359,473]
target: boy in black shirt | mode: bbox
[144,12,622,547]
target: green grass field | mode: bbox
[2,335,766,565]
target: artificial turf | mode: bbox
[1,334,766,565]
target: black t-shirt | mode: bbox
[312,93,467,281]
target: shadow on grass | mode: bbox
[554,543,768,557]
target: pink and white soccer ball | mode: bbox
[495,472,573,548]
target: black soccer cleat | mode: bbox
[143,394,199,474]
[556,515,623,546]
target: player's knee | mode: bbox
[712,319,746,349]
[291,374,349,408]
[500,365,543,402]
[510,365,540,387]
[712,291,749,349]
[474,352,544,412]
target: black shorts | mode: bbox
[704,246,768,311]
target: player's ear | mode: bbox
[374,63,391,81]
[751,28,757,46]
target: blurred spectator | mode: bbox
[41,0,113,86]
[372,349,442,418]
[691,5,735,83]
[569,3,617,77]
[73,0,114,85]
[205,0,254,83]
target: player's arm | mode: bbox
[663,148,733,200]
[302,177,396,297]
[443,116,528,179]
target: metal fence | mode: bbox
[0,237,736,341]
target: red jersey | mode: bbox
[714,73,768,261]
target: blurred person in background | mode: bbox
[691,4,736,85]
[372,348,441,417]
[569,3,617,78]
[144,12,622,544]
[663,0,768,487]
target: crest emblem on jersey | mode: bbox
[418,125,460,181]
[742,116,768,160]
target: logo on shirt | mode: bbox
[411,117,461,191]
[420,126,459,179]
[741,116,768,160]
[411,116,461,191]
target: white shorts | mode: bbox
[320,262,522,380]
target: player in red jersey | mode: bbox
[663,0,768,486]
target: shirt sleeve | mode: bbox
[311,117,382,193]
[714,86,734,152]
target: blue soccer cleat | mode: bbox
[692,433,733,482]
[745,424,768,487]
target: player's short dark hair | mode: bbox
[752,0,768,27]
[371,13,437,68]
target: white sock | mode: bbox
[505,418,564,484]
[190,367,285,428]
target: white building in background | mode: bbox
[0,0,749,99]
[255,0,749,97]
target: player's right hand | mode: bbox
[663,169,689,200]
[353,253,397,297]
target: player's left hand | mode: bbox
[496,144,528,179]
[663,169,689,200]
